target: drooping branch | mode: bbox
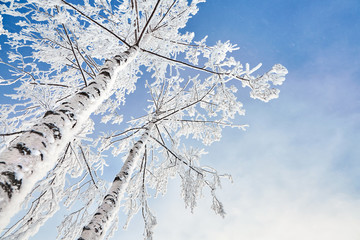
[149,135,210,185]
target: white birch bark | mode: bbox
[0,46,139,230]
[78,121,155,240]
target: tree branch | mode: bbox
[154,83,217,124]
[0,131,29,137]
[153,0,177,31]
[141,48,251,84]
[79,146,98,189]
[136,0,161,45]
[62,24,88,86]
[61,0,131,48]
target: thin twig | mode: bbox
[141,48,251,84]
[153,0,177,31]
[106,126,146,139]
[29,82,70,88]
[0,131,29,137]
[62,24,88,86]
[154,84,217,124]
[0,61,36,81]
[79,146,98,189]
[136,0,161,45]
[61,0,130,47]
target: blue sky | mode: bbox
[132,1,360,239]
[1,0,360,239]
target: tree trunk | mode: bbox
[78,121,154,240]
[0,46,139,230]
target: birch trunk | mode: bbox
[78,121,155,240]
[0,46,139,230]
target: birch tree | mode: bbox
[0,0,287,239]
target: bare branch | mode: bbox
[29,82,70,88]
[153,0,177,31]
[79,146,98,189]
[137,0,161,45]
[154,83,217,124]
[61,0,131,48]
[0,61,36,82]
[62,24,88,86]
[141,48,251,84]
[0,131,29,137]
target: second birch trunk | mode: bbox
[78,121,155,240]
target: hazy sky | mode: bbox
[1,0,360,239]
[127,1,360,239]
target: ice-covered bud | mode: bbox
[268,64,288,85]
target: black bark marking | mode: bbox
[114,55,123,64]
[83,226,91,231]
[93,87,101,96]
[78,238,85,240]
[100,71,110,78]
[42,141,47,148]
[88,81,96,86]
[40,153,44,161]
[17,165,22,169]
[0,162,5,164]
[43,123,61,140]
[104,195,116,205]
[0,171,22,199]
[113,176,121,182]
[104,194,112,199]
[95,212,101,216]
[14,143,31,155]
[63,105,74,110]
[30,130,44,137]
[78,101,84,106]
[44,110,59,118]
[78,92,90,99]
[59,109,75,121]
[61,102,70,105]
